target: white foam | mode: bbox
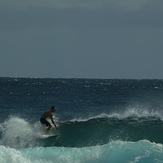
[0,145,31,163]
[0,117,43,148]
[0,145,53,163]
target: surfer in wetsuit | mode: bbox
[40,106,58,134]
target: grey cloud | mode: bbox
[0,0,163,32]
[0,0,163,78]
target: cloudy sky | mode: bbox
[0,0,163,79]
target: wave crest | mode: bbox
[69,107,163,123]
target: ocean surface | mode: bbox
[1,78,163,163]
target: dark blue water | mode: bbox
[1,78,163,162]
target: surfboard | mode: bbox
[47,134,58,138]
[39,134,58,139]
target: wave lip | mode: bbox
[69,107,163,123]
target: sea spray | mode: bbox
[67,107,163,123]
[0,117,41,148]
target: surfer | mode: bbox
[40,106,58,134]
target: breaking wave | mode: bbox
[1,140,163,163]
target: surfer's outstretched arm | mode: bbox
[50,117,58,129]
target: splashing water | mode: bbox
[0,117,44,148]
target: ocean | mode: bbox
[1,78,163,163]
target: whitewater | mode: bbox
[1,139,163,163]
[1,78,163,162]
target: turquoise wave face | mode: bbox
[1,114,163,149]
[1,140,163,163]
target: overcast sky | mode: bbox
[0,0,163,79]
